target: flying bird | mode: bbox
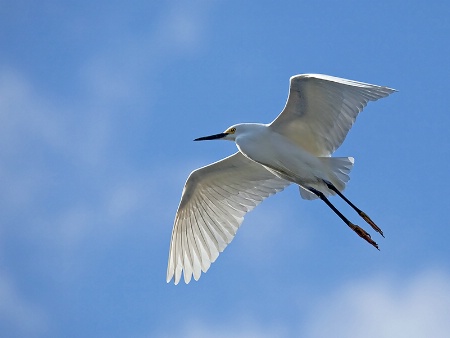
[167,74,396,284]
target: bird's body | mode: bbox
[167,74,396,285]
[233,123,349,194]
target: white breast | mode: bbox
[235,127,327,186]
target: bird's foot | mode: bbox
[359,211,384,238]
[349,222,379,250]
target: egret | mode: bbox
[167,74,396,285]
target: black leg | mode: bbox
[324,181,384,237]
[309,187,379,250]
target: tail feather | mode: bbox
[298,157,354,200]
[299,186,319,200]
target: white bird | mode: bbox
[167,74,396,285]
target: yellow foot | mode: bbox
[349,223,379,250]
[359,211,384,238]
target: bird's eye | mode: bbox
[229,128,236,133]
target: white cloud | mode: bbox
[303,270,450,338]
[156,318,286,338]
[152,270,450,338]
[155,0,211,53]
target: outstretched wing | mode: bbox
[270,74,396,156]
[167,152,290,284]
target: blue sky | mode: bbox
[1,1,450,337]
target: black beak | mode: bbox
[194,133,227,141]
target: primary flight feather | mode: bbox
[167,74,396,285]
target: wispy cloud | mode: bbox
[156,317,286,338]
[0,271,48,337]
[303,269,450,338]
[0,0,216,243]
[0,1,216,336]
[153,269,450,338]
[80,0,213,105]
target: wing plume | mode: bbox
[270,74,396,156]
[167,152,290,284]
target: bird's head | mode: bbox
[194,124,240,142]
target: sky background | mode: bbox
[1,1,450,337]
